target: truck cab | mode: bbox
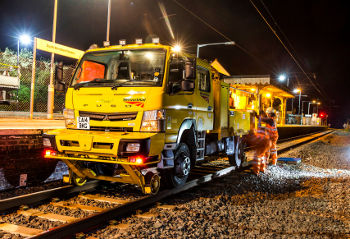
[44,42,251,194]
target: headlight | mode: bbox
[43,138,52,147]
[63,108,76,128]
[126,143,141,152]
[140,110,165,132]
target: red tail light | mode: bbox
[44,149,57,157]
[128,155,145,165]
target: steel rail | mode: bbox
[31,128,332,238]
[277,130,333,154]
[0,181,99,213]
[1,130,334,238]
[31,166,236,239]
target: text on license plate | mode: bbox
[77,117,90,129]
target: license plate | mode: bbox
[77,117,90,129]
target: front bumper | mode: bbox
[44,129,165,165]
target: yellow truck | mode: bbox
[43,40,252,194]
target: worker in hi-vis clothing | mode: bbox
[246,110,271,175]
[265,107,279,165]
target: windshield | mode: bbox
[71,49,166,88]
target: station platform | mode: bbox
[0,119,65,135]
[277,125,328,140]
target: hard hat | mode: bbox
[266,107,275,114]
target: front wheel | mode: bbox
[168,143,192,188]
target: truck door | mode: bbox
[194,66,214,131]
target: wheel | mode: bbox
[229,137,246,168]
[72,174,87,186]
[143,173,161,195]
[71,169,96,186]
[168,143,192,188]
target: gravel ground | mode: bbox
[89,130,350,238]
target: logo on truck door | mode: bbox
[123,97,146,108]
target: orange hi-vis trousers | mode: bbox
[266,124,279,165]
[246,132,270,175]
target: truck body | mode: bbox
[44,43,252,194]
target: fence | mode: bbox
[0,48,75,118]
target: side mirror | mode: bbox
[181,80,194,91]
[185,58,196,79]
[55,62,65,92]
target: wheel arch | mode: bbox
[176,119,197,164]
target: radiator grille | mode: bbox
[79,111,138,121]
[89,126,133,132]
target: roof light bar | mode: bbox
[135,38,143,44]
[103,41,110,47]
[152,37,160,44]
[119,39,126,45]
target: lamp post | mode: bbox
[197,41,235,58]
[316,102,321,114]
[308,100,316,115]
[17,34,31,66]
[293,89,301,115]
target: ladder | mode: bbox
[196,131,206,161]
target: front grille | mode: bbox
[90,126,133,132]
[60,140,79,147]
[79,111,138,121]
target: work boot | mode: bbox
[260,156,266,173]
[271,155,277,165]
[251,157,260,175]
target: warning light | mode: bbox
[44,149,56,157]
[129,155,145,165]
[136,157,143,164]
[319,112,326,118]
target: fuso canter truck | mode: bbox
[44,40,252,194]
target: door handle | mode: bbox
[208,106,212,111]
[187,103,193,109]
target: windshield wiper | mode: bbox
[111,79,133,90]
[74,78,112,90]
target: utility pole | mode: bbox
[106,0,111,42]
[47,0,58,119]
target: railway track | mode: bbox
[0,130,333,239]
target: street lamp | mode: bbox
[316,102,321,114]
[307,100,318,115]
[293,88,301,115]
[17,34,31,66]
[278,73,290,87]
[197,41,235,58]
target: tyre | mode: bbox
[168,143,192,188]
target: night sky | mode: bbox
[0,0,348,127]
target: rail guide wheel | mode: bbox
[70,169,96,186]
[228,136,246,168]
[143,173,161,195]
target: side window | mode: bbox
[198,68,210,92]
